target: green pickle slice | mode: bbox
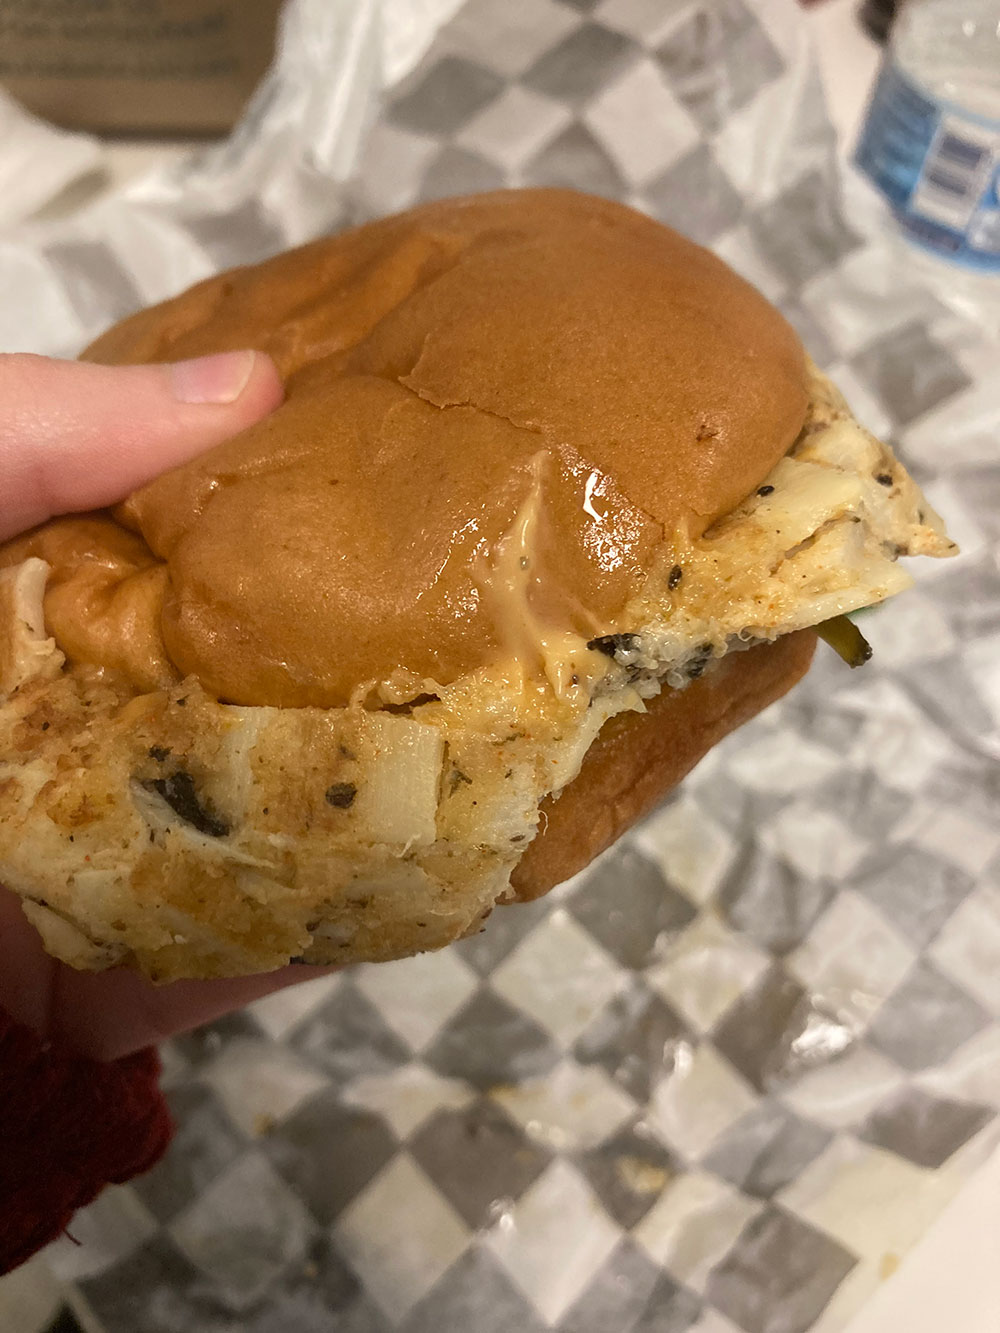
[815,615,873,668]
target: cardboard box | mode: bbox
[0,0,284,135]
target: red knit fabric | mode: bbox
[0,1007,174,1274]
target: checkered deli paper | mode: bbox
[4,2,1000,1330]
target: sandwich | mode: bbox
[0,189,955,981]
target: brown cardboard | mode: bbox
[0,0,284,135]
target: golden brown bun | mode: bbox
[511,631,817,901]
[66,188,807,708]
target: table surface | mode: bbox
[2,4,999,1331]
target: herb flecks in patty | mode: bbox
[325,781,357,809]
[145,770,230,838]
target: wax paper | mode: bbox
[3,3,999,1331]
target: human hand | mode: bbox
[0,349,332,1060]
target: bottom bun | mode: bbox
[511,631,816,901]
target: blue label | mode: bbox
[856,59,1000,272]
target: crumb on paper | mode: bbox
[879,1252,901,1280]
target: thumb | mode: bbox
[0,350,284,541]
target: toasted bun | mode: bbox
[76,188,807,709]
[0,190,828,981]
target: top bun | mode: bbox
[82,188,807,708]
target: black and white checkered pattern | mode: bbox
[26,2,1000,1330]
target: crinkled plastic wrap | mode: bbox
[5,2,1000,1330]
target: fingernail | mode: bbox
[169,350,257,404]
